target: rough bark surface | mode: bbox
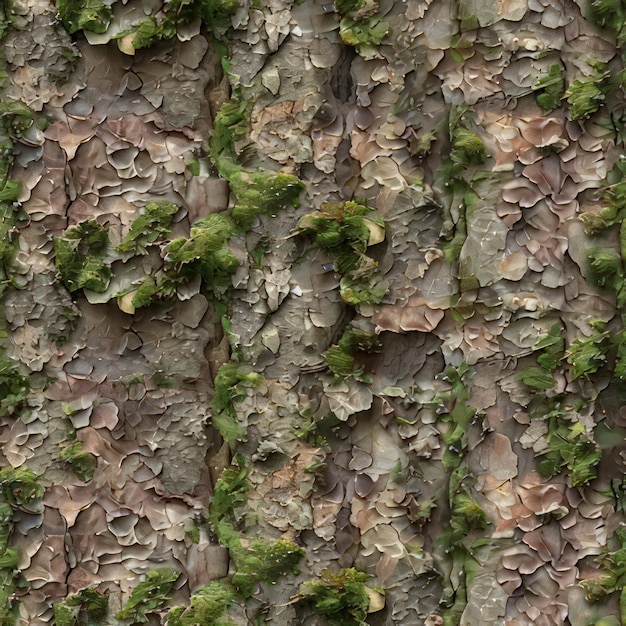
[2,0,626,624]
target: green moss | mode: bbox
[438,108,490,265]
[168,580,236,626]
[451,127,487,168]
[209,95,250,178]
[210,362,263,444]
[298,568,371,626]
[128,0,239,49]
[60,442,97,483]
[54,221,112,293]
[165,213,239,287]
[0,0,12,41]
[209,463,250,533]
[537,414,601,486]
[297,202,386,308]
[0,466,44,514]
[586,0,626,45]
[535,323,565,371]
[339,274,388,306]
[56,0,112,34]
[449,493,488,543]
[566,62,611,120]
[334,0,366,14]
[117,201,178,255]
[323,326,381,383]
[582,523,626,624]
[533,63,565,112]
[518,366,557,390]
[0,177,28,298]
[436,364,477,470]
[53,588,108,626]
[339,15,389,57]
[230,171,304,230]
[208,463,303,598]
[116,568,179,623]
[229,538,304,597]
[0,349,30,418]
[566,320,612,380]
[0,568,19,626]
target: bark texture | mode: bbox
[1,0,626,624]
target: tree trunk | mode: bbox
[1,0,625,624]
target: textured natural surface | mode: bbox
[3,0,626,624]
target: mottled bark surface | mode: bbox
[2,0,626,624]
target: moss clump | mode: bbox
[297,201,383,271]
[209,463,250,533]
[0,502,19,626]
[208,463,304,598]
[533,63,565,112]
[339,15,389,58]
[566,320,612,380]
[450,127,487,169]
[297,200,387,306]
[0,348,30,418]
[229,537,305,597]
[53,588,108,626]
[60,442,97,483]
[436,363,477,471]
[117,201,178,255]
[586,0,626,45]
[323,326,381,384]
[116,568,179,623]
[537,414,601,487]
[0,466,44,514]
[566,62,611,120]
[127,0,239,50]
[209,95,250,178]
[582,523,626,624]
[230,171,304,230]
[168,580,235,626]
[298,568,372,626]
[56,0,112,34]
[165,213,239,286]
[0,0,12,41]
[54,220,112,293]
[334,0,366,14]
[210,363,263,444]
